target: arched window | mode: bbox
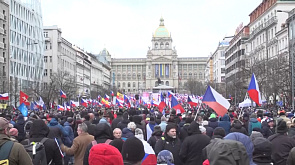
[127,73,131,79]
[122,73,126,80]
[155,43,158,49]
[132,73,136,79]
[160,42,164,48]
[199,73,203,79]
[118,82,120,88]
[137,73,141,80]
[123,82,126,87]
[166,81,169,86]
[117,73,121,80]
[165,42,169,48]
[133,82,136,87]
[128,82,131,87]
[194,72,197,78]
[183,73,187,79]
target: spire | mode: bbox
[159,17,164,26]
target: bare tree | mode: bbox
[184,79,206,95]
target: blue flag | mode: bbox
[18,103,28,117]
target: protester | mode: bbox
[157,150,174,165]
[88,143,123,165]
[248,113,261,135]
[148,125,163,150]
[121,136,145,165]
[252,137,273,164]
[122,122,136,141]
[208,113,218,130]
[218,114,231,135]
[159,116,168,132]
[230,119,248,135]
[113,128,122,139]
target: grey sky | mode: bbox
[41,0,261,58]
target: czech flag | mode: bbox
[57,105,64,111]
[203,86,230,116]
[158,93,166,112]
[104,94,110,100]
[111,91,114,96]
[248,73,262,106]
[141,140,157,165]
[124,95,131,108]
[167,91,174,98]
[0,93,9,100]
[188,96,198,107]
[81,99,88,107]
[97,95,101,100]
[70,100,76,107]
[171,95,185,114]
[60,90,66,98]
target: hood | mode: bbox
[220,114,230,121]
[63,121,71,126]
[0,134,11,146]
[123,112,128,120]
[225,132,254,162]
[188,121,201,135]
[30,119,49,138]
[209,118,217,122]
[133,115,142,124]
[49,118,58,126]
[94,123,113,140]
[250,118,259,123]
[16,118,25,125]
[233,120,242,129]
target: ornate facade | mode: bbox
[111,17,207,94]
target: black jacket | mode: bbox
[147,129,162,150]
[83,123,113,165]
[21,119,63,165]
[111,116,123,130]
[262,121,274,138]
[179,123,190,142]
[179,121,211,165]
[208,118,218,130]
[230,120,248,135]
[14,117,26,142]
[117,113,130,130]
[268,133,295,165]
[204,125,213,138]
[155,133,183,165]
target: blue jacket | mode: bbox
[47,118,69,137]
[218,114,231,135]
[225,132,255,165]
[121,128,134,141]
[63,121,74,147]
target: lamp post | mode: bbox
[277,9,294,110]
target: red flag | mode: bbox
[20,91,30,106]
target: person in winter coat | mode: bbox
[262,118,275,138]
[230,119,248,135]
[159,116,168,132]
[208,113,218,130]
[111,112,123,130]
[63,117,75,165]
[23,119,63,165]
[83,123,114,165]
[288,118,295,138]
[148,125,162,150]
[248,113,261,135]
[268,119,295,165]
[252,137,273,165]
[88,143,123,165]
[179,121,210,165]
[202,121,213,138]
[218,114,231,135]
[179,118,192,142]
[250,128,263,142]
[155,124,183,165]
[0,117,32,165]
[14,115,26,142]
[47,118,69,139]
[225,132,255,165]
[133,115,146,139]
[122,122,136,141]
[146,116,157,141]
[157,150,174,165]
[117,112,130,130]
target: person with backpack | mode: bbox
[83,123,113,165]
[147,125,162,150]
[47,117,69,140]
[63,117,75,165]
[22,119,63,165]
[14,115,26,142]
[0,117,32,165]
[248,113,262,135]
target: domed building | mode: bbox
[111,17,207,94]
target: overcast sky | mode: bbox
[41,0,261,58]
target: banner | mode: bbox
[0,104,7,109]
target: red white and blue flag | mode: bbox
[171,95,185,114]
[0,93,9,100]
[203,86,230,116]
[141,141,157,165]
[248,73,262,106]
[81,98,88,107]
[158,93,166,112]
[110,91,114,96]
[57,105,64,111]
[167,91,174,98]
[188,96,199,107]
[104,94,110,100]
[60,90,66,98]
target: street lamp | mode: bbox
[277,9,295,110]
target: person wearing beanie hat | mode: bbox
[121,136,145,165]
[212,127,226,139]
[110,138,124,152]
[155,124,183,165]
[88,143,123,165]
[157,150,174,165]
[202,120,214,138]
[248,113,261,136]
[159,116,168,132]
[278,110,291,128]
[147,125,162,150]
[179,121,210,165]
[208,113,218,130]
[230,119,248,135]
[261,118,275,139]
[252,137,272,164]
[268,119,295,165]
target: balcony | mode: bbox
[0,42,4,49]
[0,56,3,63]
[264,16,278,29]
[0,27,4,35]
[250,24,264,39]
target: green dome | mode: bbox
[153,17,170,37]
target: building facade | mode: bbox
[9,0,45,104]
[0,0,9,94]
[225,26,249,104]
[111,17,207,94]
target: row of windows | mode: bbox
[115,73,146,80]
[178,72,204,79]
[154,42,169,49]
[117,82,146,88]
[43,69,52,77]
[178,64,205,70]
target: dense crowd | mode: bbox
[1,107,295,165]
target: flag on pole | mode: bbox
[171,95,185,114]
[104,94,110,100]
[111,91,114,96]
[57,105,64,111]
[60,90,67,98]
[188,96,198,107]
[202,86,230,116]
[18,103,28,117]
[248,73,262,106]
[20,91,30,106]
[81,99,88,107]
[158,93,166,112]
[0,93,9,100]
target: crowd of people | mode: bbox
[1,106,295,165]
